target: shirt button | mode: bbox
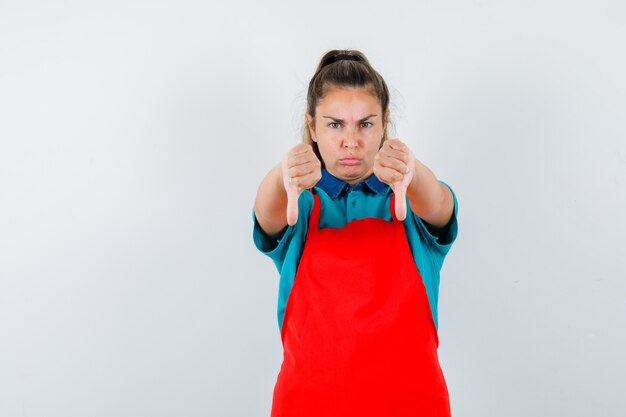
[352,201,356,206]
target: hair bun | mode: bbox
[321,54,363,67]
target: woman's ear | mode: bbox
[305,113,316,142]
[383,110,390,130]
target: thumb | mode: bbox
[393,150,415,222]
[285,180,300,226]
[393,180,408,221]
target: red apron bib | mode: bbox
[271,190,451,417]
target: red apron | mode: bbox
[271,190,451,417]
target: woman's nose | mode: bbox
[343,129,358,148]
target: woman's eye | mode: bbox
[361,122,373,128]
[329,122,341,129]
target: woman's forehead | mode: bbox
[317,86,382,115]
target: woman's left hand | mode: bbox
[373,138,415,221]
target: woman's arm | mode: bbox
[405,158,455,229]
[373,138,454,228]
[254,144,322,237]
[254,162,290,238]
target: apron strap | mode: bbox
[308,188,321,231]
[390,193,398,222]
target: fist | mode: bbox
[281,143,322,225]
[373,138,415,221]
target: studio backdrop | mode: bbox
[1,1,625,416]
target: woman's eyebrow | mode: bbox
[322,114,378,123]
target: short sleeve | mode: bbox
[410,180,459,257]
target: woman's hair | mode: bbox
[303,49,391,165]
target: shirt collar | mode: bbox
[316,168,389,199]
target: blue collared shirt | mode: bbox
[316,168,389,199]
[252,169,458,333]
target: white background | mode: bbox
[1,1,625,416]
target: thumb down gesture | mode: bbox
[281,144,322,225]
[373,139,415,221]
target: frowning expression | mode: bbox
[306,86,387,185]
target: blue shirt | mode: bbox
[252,169,459,333]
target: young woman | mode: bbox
[253,50,459,417]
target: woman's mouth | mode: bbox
[339,158,361,166]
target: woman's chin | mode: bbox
[334,165,372,184]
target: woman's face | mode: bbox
[307,86,387,185]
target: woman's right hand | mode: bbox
[282,143,322,225]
